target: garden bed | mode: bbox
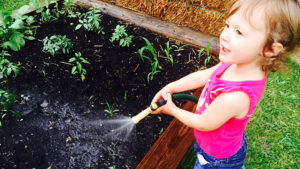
[0,2,218,169]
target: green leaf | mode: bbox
[71,66,77,74]
[2,41,20,51]
[25,36,35,40]
[18,5,30,15]
[69,57,76,62]
[9,19,24,29]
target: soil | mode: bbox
[0,6,217,169]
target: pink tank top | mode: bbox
[194,63,267,158]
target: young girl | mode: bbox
[151,0,299,168]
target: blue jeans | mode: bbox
[194,134,247,169]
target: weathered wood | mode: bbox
[136,88,202,169]
[76,0,220,55]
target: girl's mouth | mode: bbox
[220,45,231,55]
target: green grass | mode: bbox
[0,0,31,12]
[2,0,299,168]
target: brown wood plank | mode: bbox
[76,0,220,55]
[136,89,202,169]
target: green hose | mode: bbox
[172,93,199,104]
[132,93,199,124]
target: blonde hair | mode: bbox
[227,0,300,72]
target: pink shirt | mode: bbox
[194,63,267,158]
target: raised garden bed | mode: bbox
[0,1,218,168]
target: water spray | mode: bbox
[131,93,199,124]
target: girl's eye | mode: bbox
[236,29,243,35]
[225,23,229,28]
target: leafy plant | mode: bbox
[0,5,36,51]
[0,51,20,82]
[0,89,18,127]
[42,35,73,56]
[104,100,119,117]
[197,38,215,67]
[110,25,134,47]
[75,6,104,35]
[164,40,173,66]
[30,0,60,22]
[63,0,77,18]
[138,37,162,82]
[68,52,90,81]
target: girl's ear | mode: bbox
[264,42,284,57]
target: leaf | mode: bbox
[71,66,77,74]
[9,19,24,29]
[75,24,82,30]
[69,57,76,62]
[25,36,35,40]
[18,5,30,15]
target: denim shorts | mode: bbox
[194,134,247,169]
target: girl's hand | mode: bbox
[151,84,173,105]
[151,93,178,116]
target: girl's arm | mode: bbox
[156,91,250,131]
[151,62,221,104]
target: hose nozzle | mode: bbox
[131,99,166,124]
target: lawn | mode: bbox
[1,1,299,168]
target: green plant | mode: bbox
[75,6,105,35]
[63,0,77,18]
[138,37,162,82]
[0,51,20,82]
[104,100,119,117]
[172,44,188,52]
[110,25,134,47]
[197,38,214,67]
[30,0,60,22]
[42,35,73,56]
[68,52,90,81]
[164,40,173,66]
[0,5,36,51]
[0,89,18,127]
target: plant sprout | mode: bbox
[68,52,90,81]
[198,37,215,67]
[138,37,162,82]
[104,100,119,117]
[0,89,18,127]
[75,6,104,35]
[110,25,134,47]
[164,40,173,66]
[42,35,73,56]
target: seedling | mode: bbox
[164,40,173,66]
[68,52,90,81]
[110,25,133,47]
[0,89,19,127]
[0,5,36,51]
[63,0,78,18]
[138,37,162,82]
[42,35,73,56]
[172,44,188,52]
[197,38,215,67]
[104,100,119,117]
[75,6,105,35]
[0,52,20,82]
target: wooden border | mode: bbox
[76,0,220,55]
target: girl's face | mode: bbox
[219,7,267,65]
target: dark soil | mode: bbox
[0,6,217,169]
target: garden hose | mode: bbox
[131,93,199,124]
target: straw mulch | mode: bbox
[97,0,235,37]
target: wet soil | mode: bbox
[0,6,217,169]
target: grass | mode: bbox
[2,1,299,168]
[0,0,31,12]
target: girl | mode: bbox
[151,0,299,168]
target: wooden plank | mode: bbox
[76,0,220,55]
[136,89,202,169]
